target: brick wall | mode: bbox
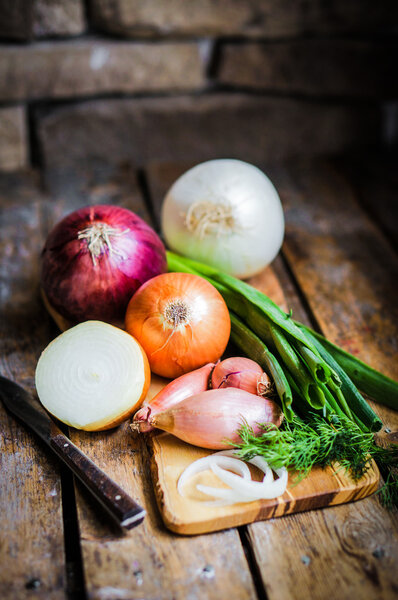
[0,0,397,173]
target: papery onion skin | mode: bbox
[161,159,285,279]
[125,272,230,378]
[132,362,215,433]
[150,387,284,449]
[41,204,167,323]
[211,356,272,396]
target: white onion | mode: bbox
[177,450,288,506]
[212,462,288,500]
[177,455,251,497]
[161,159,285,278]
[35,321,150,431]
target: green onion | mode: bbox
[299,325,398,411]
[229,313,294,421]
[301,327,383,432]
[168,252,314,351]
[167,251,398,494]
[167,251,389,432]
[294,341,340,387]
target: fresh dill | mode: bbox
[234,413,398,484]
[375,473,398,509]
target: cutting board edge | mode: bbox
[163,482,380,535]
[148,435,380,536]
[154,477,380,536]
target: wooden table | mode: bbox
[1,155,397,600]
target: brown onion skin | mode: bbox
[41,204,167,323]
[125,272,230,378]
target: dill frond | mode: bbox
[234,413,398,484]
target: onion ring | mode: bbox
[177,455,251,497]
[177,450,288,506]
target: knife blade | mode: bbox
[0,375,145,530]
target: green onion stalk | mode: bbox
[168,251,398,427]
[167,251,398,499]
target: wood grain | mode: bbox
[247,497,398,600]
[50,432,146,530]
[68,420,257,600]
[49,181,258,600]
[245,158,398,600]
[146,159,398,600]
[337,152,398,253]
[272,159,398,435]
[6,158,394,600]
[149,433,379,535]
[0,172,66,599]
[146,158,398,597]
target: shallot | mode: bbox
[211,356,272,396]
[132,362,215,432]
[148,387,284,449]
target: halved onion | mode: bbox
[35,321,150,431]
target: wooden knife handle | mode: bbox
[50,433,145,530]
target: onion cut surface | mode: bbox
[35,321,150,431]
[177,450,288,506]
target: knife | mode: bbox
[0,375,146,531]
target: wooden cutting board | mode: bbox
[42,267,380,536]
[148,431,379,536]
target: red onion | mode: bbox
[40,204,167,323]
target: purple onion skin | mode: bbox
[41,204,167,323]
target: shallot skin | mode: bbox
[150,387,284,450]
[132,362,215,433]
[211,356,271,396]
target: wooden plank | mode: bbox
[336,152,398,253]
[247,258,398,600]
[247,496,398,600]
[69,420,257,600]
[150,433,379,535]
[146,159,398,600]
[244,159,398,600]
[44,174,257,600]
[37,95,382,173]
[271,158,398,434]
[218,40,398,98]
[44,163,150,225]
[0,172,67,599]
